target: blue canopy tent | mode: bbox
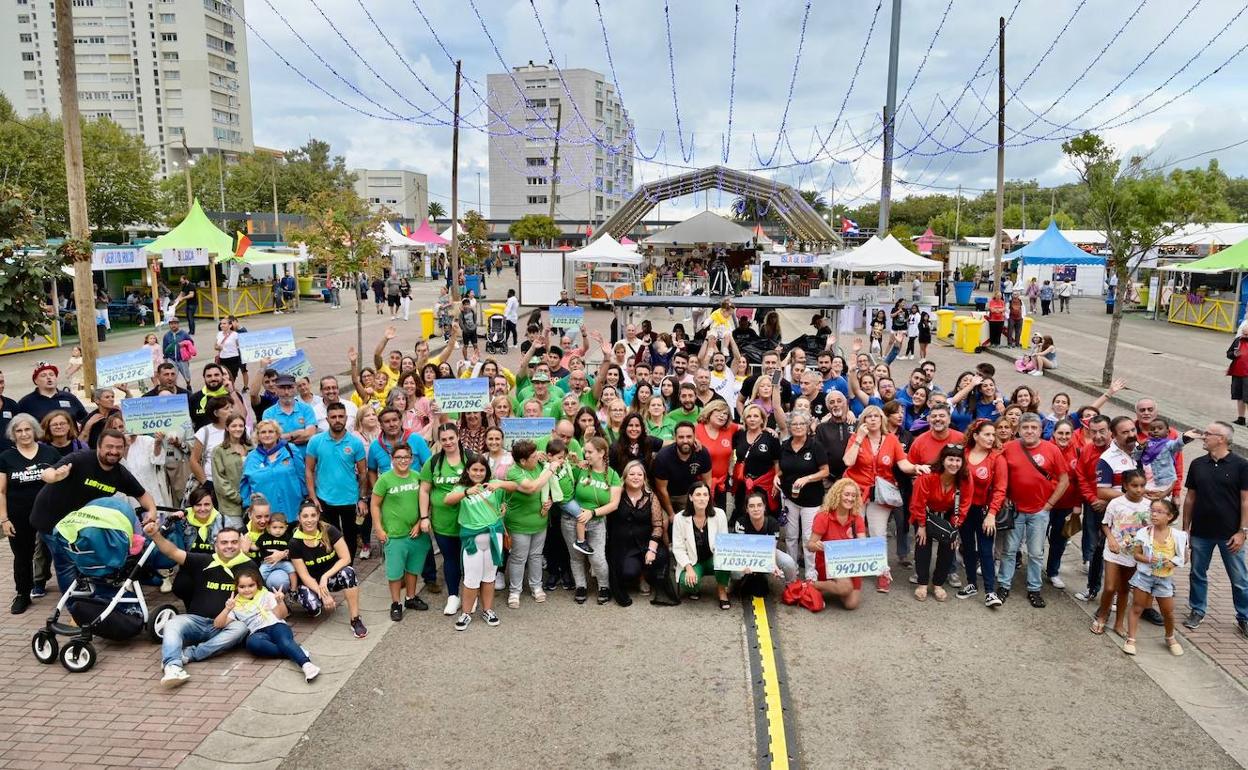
[1003,221,1106,297]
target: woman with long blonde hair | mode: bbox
[806,478,868,610]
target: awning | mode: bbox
[1167,237,1248,273]
[642,211,768,246]
[1003,221,1105,265]
[827,235,944,272]
[565,234,643,265]
[408,219,449,246]
[143,199,262,261]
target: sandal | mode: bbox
[1090,616,1106,635]
[1166,636,1184,656]
[1123,637,1137,656]
[914,586,928,602]
[718,598,732,610]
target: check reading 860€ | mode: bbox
[120,395,191,436]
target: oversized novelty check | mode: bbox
[238,327,296,363]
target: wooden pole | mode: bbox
[449,60,462,302]
[991,16,1006,289]
[548,104,562,238]
[179,135,193,208]
[54,0,99,391]
[208,253,221,327]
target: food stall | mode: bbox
[1161,236,1248,332]
[824,234,945,332]
[564,234,642,308]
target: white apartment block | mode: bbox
[0,0,254,179]
[487,62,634,224]
[352,168,428,223]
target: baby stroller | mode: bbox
[31,500,181,673]
[485,313,508,355]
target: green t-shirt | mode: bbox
[572,466,620,511]
[418,454,466,537]
[549,462,577,501]
[504,464,546,535]
[514,384,566,410]
[454,485,504,530]
[372,469,427,539]
[535,435,583,458]
[577,390,598,410]
[664,406,701,430]
[646,419,673,442]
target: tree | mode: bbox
[889,225,919,253]
[457,210,490,267]
[509,213,559,245]
[285,188,386,354]
[427,201,446,224]
[0,185,59,340]
[1063,131,1230,385]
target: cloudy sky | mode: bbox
[245,0,1248,220]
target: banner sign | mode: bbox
[548,305,584,327]
[499,417,555,449]
[120,395,191,436]
[238,327,296,364]
[433,377,490,413]
[272,349,312,379]
[772,252,821,267]
[822,537,888,578]
[96,348,154,388]
[713,533,777,572]
[91,248,145,271]
[162,248,210,267]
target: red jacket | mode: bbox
[909,472,973,528]
[1229,337,1248,377]
[1075,441,1104,505]
[1054,441,1083,509]
[965,450,1007,516]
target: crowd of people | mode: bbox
[3,294,1247,687]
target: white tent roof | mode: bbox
[1005,227,1106,246]
[378,222,421,248]
[642,210,768,245]
[828,234,945,272]
[439,222,465,240]
[565,234,643,265]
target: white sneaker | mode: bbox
[302,662,321,682]
[532,588,547,603]
[507,592,520,609]
[161,664,189,687]
[443,595,462,616]
[494,574,505,590]
[1049,575,1067,590]
[160,574,173,594]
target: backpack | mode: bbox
[179,337,197,362]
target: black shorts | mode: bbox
[462,329,479,347]
[1233,375,1247,402]
[387,294,400,309]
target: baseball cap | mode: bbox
[32,362,58,382]
[274,374,296,386]
[531,371,551,383]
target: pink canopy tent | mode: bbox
[619,236,635,245]
[915,227,938,256]
[408,219,450,246]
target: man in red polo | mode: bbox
[907,404,964,466]
[997,413,1068,608]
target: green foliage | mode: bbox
[508,213,560,243]
[888,225,919,253]
[427,201,447,223]
[959,263,979,281]
[0,185,58,339]
[458,210,490,264]
[732,189,828,223]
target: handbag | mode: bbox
[781,579,806,606]
[925,489,959,544]
[994,500,1018,531]
[874,476,903,508]
[798,581,826,613]
[1061,509,1083,540]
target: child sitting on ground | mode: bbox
[544,439,586,553]
[1139,418,1187,496]
[1124,498,1188,657]
[255,512,296,592]
[214,565,319,682]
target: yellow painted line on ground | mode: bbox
[752,596,790,770]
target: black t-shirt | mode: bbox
[1186,451,1248,540]
[0,444,62,523]
[255,531,291,561]
[779,438,829,507]
[733,514,780,537]
[288,525,344,580]
[609,436,663,474]
[652,444,712,498]
[814,420,853,480]
[16,390,87,426]
[29,451,146,534]
[797,392,829,421]
[732,430,781,478]
[740,373,794,412]
[182,553,256,618]
[0,396,18,453]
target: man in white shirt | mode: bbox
[503,289,520,346]
[313,375,358,432]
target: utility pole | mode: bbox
[877,0,903,236]
[954,184,962,241]
[1050,188,1056,220]
[271,158,280,241]
[216,144,226,211]
[476,171,482,213]
[449,60,462,301]
[992,16,1006,289]
[547,104,562,227]
[54,0,99,391]
[179,135,193,208]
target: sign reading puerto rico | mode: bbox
[272,349,312,379]
[91,248,145,271]
[96,349,154,388]
[162,247,210,267]
[822,537,888,578]
[713,533,777,572]
[238,327,296,363]
[120,395,191,436]
[500,417,556,449]
[434,378,490,413]
[548,305,584,327]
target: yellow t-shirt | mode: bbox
[1150,530,1177,577]
[642,272,655,292]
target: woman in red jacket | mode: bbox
[960,419,1007,607]
[1227,321,1248,425]
[909,445,971,602]
[986,292,1006,347]
[1045,419,1084,588]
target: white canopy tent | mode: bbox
[827,235,944,272]
[377,222,422,248]
[439,222,466,241]
[564,234,644,265]
[642,211,769,246]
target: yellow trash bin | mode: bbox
[419,308,435,339]
[489,302,506,317]
[961,319,983,353]
[952,316,969,349]
[483,307,501,324]
[936,308,956,338]
[1020,316,1035,345]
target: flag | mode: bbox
[840,217,859,235]
[586,225,594,238]
[233,231,253,258]
[399,223,411,237]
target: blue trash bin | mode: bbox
[974,297,988,312]
[464,273,481,297]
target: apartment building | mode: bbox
[353,168,429,223]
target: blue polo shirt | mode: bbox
[821,376,850,398]
[262,400,318,459]
[367,433,433,476]
[306,430,366,506]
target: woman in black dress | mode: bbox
[606,460,679,607]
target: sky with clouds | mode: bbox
[245,0,1248,220]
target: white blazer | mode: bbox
[671,507,729,570]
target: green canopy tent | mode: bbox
[1162,237,1248,330]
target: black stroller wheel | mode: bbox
[31,630,58,664]
[60,639,97,673]
[147,604,179,642]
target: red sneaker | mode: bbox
[877,572,892,593]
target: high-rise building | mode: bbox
[353,168,428,223]
[487,62,634,225]
[0,0,254,179]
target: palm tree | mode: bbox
[427,201,446,225]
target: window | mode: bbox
[21,52,34,61]
[527,195,548,205]
[78,91,109,101]
[525,177,547,186]
[204,0,232,16]
[526,98,546,108]
[159,12,175,22]
[111,91,133,101]
[605,180,613,193]
[169,126,184,135]
[525,157,547,167]
[167,107,183,118]
[162,51,179,61]
[160,32,177,42]
[596,196,603,211]
[206,34,234,54]
[163,69,180,80]
[595,100,603,118]
[25,89,38,100]
[23,71,37,81]
[72,0,95,6]
[17,14,30,23]
[213,127,241,142]
[212,109,239,124]
[74,36,106,45]
[165,89,182,99]
[20,33,33,42]
[371,176,402,187]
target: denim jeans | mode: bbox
[260,561,296,592]
[1188,535,1248,622]
[1082,502,1105,595]
[246,622,309,666]
[997,509,1049,592]
[161,613,248,667]
[434,533,462,596]
[40,532,78,594]
[959,506,996,593]
[561,516,608,589]
[506,530,547,594]
[1045,507,1074,579]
